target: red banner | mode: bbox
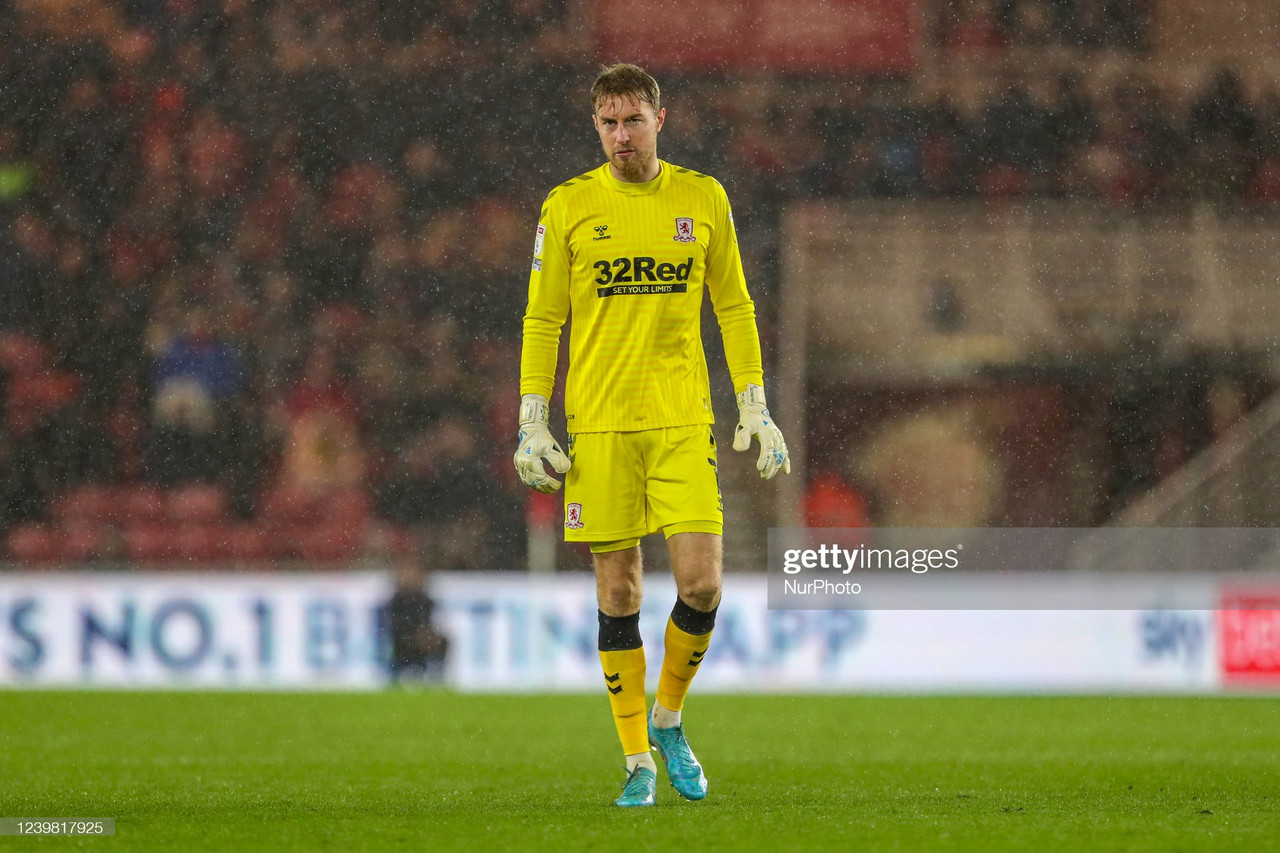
[1219,593,1280,685]
[592,0,918,74]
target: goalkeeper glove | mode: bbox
[732,383,791,479]
[513,393,571,493]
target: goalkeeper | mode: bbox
[514,63,790,808]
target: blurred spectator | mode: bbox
[384,552,449,684]
[1189,67,1257,202]
[276,344,364,490]
[1,210,60,338]
[1191,71,1257,152]
[398,136,454,225]
[151,306,244,410]
[146,306,244,484]
[917,91,974,197]
[978,78,1048,194]
[1043,71,1100,194]
[39,72,130,227]
[374,411,495,528]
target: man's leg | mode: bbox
[656,531,721,716]
[594,542,657,805]
[649,530,721,800]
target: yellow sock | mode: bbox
[656,618,712,713]
[599,647,648,756]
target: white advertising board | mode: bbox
[433,574,1218,693]
[0,572,389,688]
[0,570,1254,692]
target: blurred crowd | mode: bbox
[794,66,1280,205]
[931,0,1154,56]
[0,0,1274,565]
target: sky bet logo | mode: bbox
[594,256,693,297]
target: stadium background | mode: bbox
[1,0,1280,693]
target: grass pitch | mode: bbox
[1,691,1276,851]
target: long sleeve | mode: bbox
[520,196,571,399]
[704,186,764,394]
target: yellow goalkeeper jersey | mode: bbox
[520,160,764,433]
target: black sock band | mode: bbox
[671,597,718,636]
[598,610,643,651]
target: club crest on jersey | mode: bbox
[673,217,696,243]
[566,503,585,530]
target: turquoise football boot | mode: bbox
[648,719,708,801]
[614,765,657,807]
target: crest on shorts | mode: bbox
[565,502,584,530]
[673,217,696,243]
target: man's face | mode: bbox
[593,94,665,183]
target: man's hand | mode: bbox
[513,394,572,493]
[732,384,791,479]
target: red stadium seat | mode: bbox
[363,521,416,557]
[55,485,120,526]
[121,486,166,524]
[61,523,106,563]
[0,332,48,375]
[5,372,81,432]
[293,525,360,564]
[978,164,1029,198]
[170,524,225,564]
[222,524,277,563]
[1251,157,1280,203]
[167,484,229,524]
[320,486,369,529]
[259,484,323,524]
[6,524,61,564]
[123,524,175,563]
[6,371,80,407]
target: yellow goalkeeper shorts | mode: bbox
[563,424,723,550]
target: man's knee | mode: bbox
[595,547,643,615]
[676,574,721,612]
[599,581,643,616]
[668,532,722,611]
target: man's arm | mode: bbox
[515,198,573,492]
[520,207,570,399]
[704,182,790,479]
[703,184,764,396]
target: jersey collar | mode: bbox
[601,160,667,195]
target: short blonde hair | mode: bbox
[591,63,660,114]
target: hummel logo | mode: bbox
[593,225,612,241]
[605,671,622,693]
[688,650,706,667]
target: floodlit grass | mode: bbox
[1,691,1276,851]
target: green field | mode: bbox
[1,691,1276,851]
